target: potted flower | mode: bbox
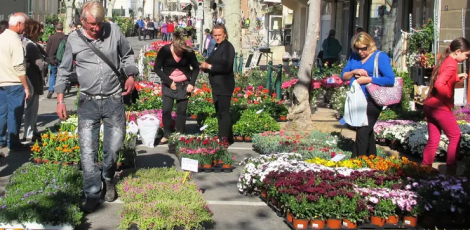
[341,196,368,229]
[370,198,396,227]
[323,196,343,229]
[287,196,309,230]
[200,152,213,168]
[30,141,42,164]
[403,205,420,227]
[282,52,291,67]
[279,108,288,121]
[232,122,245,142]
[220,151,234,169]
[306,196,328,229]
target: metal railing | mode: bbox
[266,61,282,99]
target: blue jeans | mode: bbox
[78,93,125,199]
[49,65,58,92]
[0,85,25,148]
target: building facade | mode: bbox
[0,0,58,22]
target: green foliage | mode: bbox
[408,19,434,54]
[202,117,218,136]
[235,68,269,88]
[45,14,59,25]
[117,167,213,230]
[114,17,134,36]
[232,109,280,137]
[373,199,397,218]
[0,164,83,226]
[41,24,55,42]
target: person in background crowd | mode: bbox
[422,37,470,175]
[153,18,159,39]
[154,31,199,144]
[0,20,8,34]
[161,20,168,41]
[167,20,175,41]
[200,24,235,145]
[22,19,46,142]
[76,23,82,30]
[203,28,211,57]
[341,32,395,157]
[45,23,66,99]
[55,1,138,212]
[147,19,154,39]
[321,29,342,67]
[137,16,144,41]
[106,17,113,24]
[69,23,76,32]
[0,13,30,151]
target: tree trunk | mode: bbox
[107,0,117,18]
[285,0,321,130]
[224,0,242,53]
[64,0,75,35]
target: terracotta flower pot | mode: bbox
[309,219,325,229]
[244,136,252,142]
[404,216,417,227]
[53,161,59,164]
[326,219,341,229]
[33,158,41,164]
[370,216,385,227]
[202,164,212,169]
[190,114,197,119]
[260,188,267,198]
[286,212,293,223]
[386,215,399,224]
[234,136,244,142]
[62,162,69,166]
[222,164,231,169]
[117,162,122,168]
[279,115,287,121]
[42,159,50,164]
[342,219,357,229]
[293,218,308,229]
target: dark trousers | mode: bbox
[352,98,382,157]
[137,27,143,40]
[213,94,233,142]
[162,94,188,138]
[78,93,125,199]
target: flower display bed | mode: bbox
[0,164,83,229]
[169,134,235,173]
[252,131,387,160]
[373,120,470,157]
[117,167,213,230]
[238,153,470,229]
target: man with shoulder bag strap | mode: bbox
[54,1,138,213]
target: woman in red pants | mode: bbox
[422,37,470,174]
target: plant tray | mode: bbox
[198,166,234,173]
[259,195,284,217]
[283,217,419,230]
[0,222,74,230]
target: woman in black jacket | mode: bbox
[154,31,200,143]
[200,24,235,144]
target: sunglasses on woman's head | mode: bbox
[355,46,368,52]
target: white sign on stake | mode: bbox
[330,154,346,162]
[200,125,208,131]
[256,109,264,114]
[181,158,199,172]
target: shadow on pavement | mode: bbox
[0,149,31,178]
[135,153,176,168]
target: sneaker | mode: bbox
[104,180,117,202]
[46,91,53,99]
[9,144,31,152]
[81,198,100,213]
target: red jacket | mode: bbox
[424,56,460,111]
[167,23,175,33]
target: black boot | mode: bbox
[81,198,100,213]
[46,91,53,99]
[104,180,117,202]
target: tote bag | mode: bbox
[366,52,403,106]
[344,81,368,127]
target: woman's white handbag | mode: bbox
[137,114,160,148]
[344,81,368,127]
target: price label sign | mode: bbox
[256,109,264,114]
[200,125,208,131]
[327,77,335,84]
[330,154,346,162]
[181,158,199,172]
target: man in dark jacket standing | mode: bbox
[45,23,66,99]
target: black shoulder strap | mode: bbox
[76,30,121,77]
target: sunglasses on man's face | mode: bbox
[355,46,368,52]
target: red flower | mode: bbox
[331,152,336,157]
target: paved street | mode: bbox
[0,36,290,230]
